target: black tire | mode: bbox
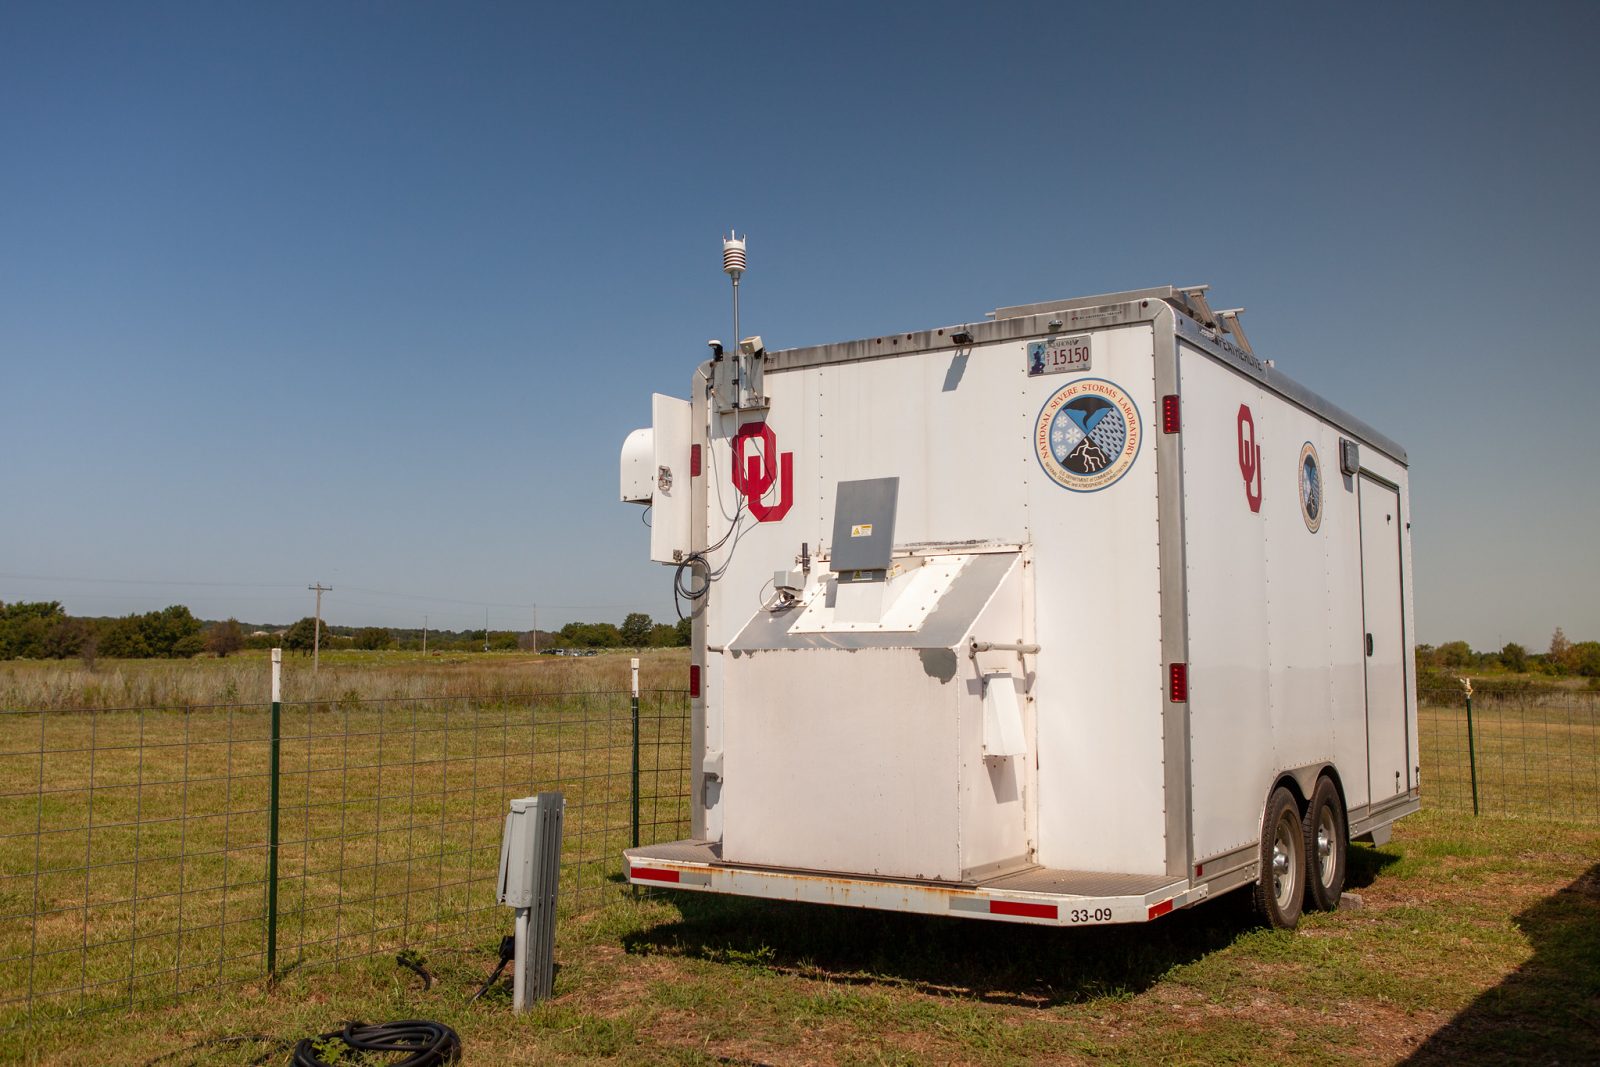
[1252,786,1305,930]
[1303,776,1347,911]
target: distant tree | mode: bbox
[99,616,151,658]
[207,619,246,658]
[1498,642,1528,673]
[353,626,393,651]
[170,633,205,658]
[1413,644,1437,671]
[137,605,202,658]
[1436,641,1474,669]
[0,601,68,659]
[1550,628,1573,673]
[283,617,321,654]
[1572,642,1600,679]
[674,617,691,646]
[558,622,621,648]
[620,613,653,647]
[40,616,87,659]
[646,623,679,647]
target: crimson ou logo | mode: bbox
[731,422,793,522]
[1237,404,1262,514]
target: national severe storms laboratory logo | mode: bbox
[1034,378,1142,492]
[1299,441,1323,533]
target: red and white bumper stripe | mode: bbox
[625,856,1192,927]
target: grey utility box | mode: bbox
[829,477,899,573]
[497,792,564,1007]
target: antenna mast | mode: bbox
[723,231,746,348]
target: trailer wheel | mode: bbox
[1252,787,1305,929]
[1303,776,1347,911]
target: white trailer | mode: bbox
[619,284,1417,929]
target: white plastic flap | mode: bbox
[649,394,692,564]
[981,672,1026,757]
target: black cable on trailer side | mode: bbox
[290,1020,461,1066]
[674,431,756,619]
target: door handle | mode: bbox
[1365,633,1374,657]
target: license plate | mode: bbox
[1027,335,1091,376]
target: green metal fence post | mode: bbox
[1462,676,1479,816]
[630,657,641,850]
[267,648,282,977]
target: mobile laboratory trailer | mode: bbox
[619,283,1418,930]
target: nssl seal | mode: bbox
[1034,378,1142,493]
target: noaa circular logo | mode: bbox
[1299,441,1323,532]
[1034,378,1142,492]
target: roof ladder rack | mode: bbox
[1215,308,1255,357]
[1175,285,1218,329]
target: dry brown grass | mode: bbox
[0,648,690,711]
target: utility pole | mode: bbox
[422,614,428,656]
[308,583,332,673]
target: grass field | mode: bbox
[1418,690,1600,822]
[0,652,693,1046]
[12,810,1597,1066]
[0,648,693,712]
[0,653,1596,1064]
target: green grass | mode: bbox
[0,688,693,1037]
[1418,693,1600,822]
[10,810,1594,1065]
[0,656,1596,1063]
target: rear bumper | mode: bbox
[623,840,1197,927]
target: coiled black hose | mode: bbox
[290,1020,461,1066]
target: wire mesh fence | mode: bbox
[1419,683,1600,823]
[4,674,1592,1035]
[0,686,691,1033]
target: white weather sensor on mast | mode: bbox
[714,231,765,412]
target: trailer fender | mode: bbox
[1267,762,1342,818]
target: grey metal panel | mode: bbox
[829,477,899,573]
[626,839,721,864]
[983,867,1184,898]
[1152,304,1194,881]
[689,363,711,840]
[729,552,1018,652]
[991,286,1184,321]
[627,839,1182,897]
[1171,312,1408,466]
[764,302,1159,373]
[762,288,1407,468]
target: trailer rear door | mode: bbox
[1359,476,1409,803]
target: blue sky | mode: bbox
[1,2,1596,648]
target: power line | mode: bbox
[0,571,299,590]
[0,571,649,613]
[308,583,332,673]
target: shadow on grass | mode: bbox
[1347,840,1402,890]
[623,880,1255,1008]
[1402,863,1600,1065]
[620,845,1405,1009]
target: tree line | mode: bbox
[0,601,690,661]
[1416,627,1600,685]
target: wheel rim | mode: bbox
[1316,805,1338,886]
[1271,812,1299,911]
